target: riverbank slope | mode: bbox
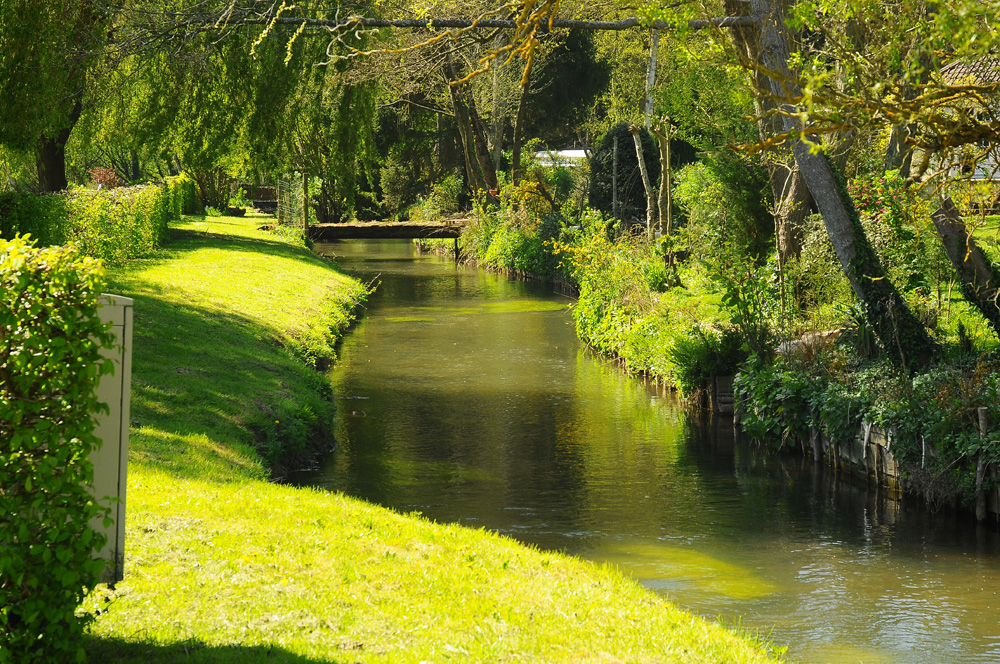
[84,216,780,663]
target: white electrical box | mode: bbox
[91,294,133,584]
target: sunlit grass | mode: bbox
[84,215,781,663]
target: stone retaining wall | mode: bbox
[714,375,1000,525]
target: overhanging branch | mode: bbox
[210,14,756,32]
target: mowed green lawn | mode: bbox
[83,216,782,663]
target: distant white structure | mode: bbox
[532,149,589,168]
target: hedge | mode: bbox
[0,174,199,263]
[0,236,115,663]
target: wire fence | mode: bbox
[276,174,308,231]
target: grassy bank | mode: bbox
[83,216,780,663]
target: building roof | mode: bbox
[941,56,1000,84]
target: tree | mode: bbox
[768,0,1000,339]
[588,123,659,223]
[0,1,112,191]
[724,0,938,369]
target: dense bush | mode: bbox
[0,191,70,247]
[674,156,772,259]
[166,173,202,216]
[848,170,940,294]
[671,324,748,395]
[464,185,565,279]
[410,174,464,222]
[0,236,114,663]
[555,212,727,383]
[0,174,198,262]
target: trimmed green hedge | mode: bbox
[0,236,114,663]
[0,191,69,248]
[0,174,199,263]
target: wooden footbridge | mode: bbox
[308,218,467,241]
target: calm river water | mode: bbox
[308,239,1000,663]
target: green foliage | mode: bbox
[702,243,779,358]
[554,212,728,383]
[673,160,772,259]
[523,31,611,147]
[848,171,940,293]
[227,187,251,210]
[464,188,565,279]
[671,324,749,395]
[165,173,201,216]
[0,176,196,262]
[736,344,1000,507]
[588,123,659,222]
[783,214,852,322]
[410,174,464,222]
[65,186,167,262]
[734,355,815,448]
[0,236,113,663]
[0,3,105,152]
[0,191,69,246]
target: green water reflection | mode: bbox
[308,240,1000,664]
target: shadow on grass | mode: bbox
[119,219,355,279]
[115,280,337,482]
[84,634,354,663]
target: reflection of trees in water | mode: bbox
[683,411,1000,557]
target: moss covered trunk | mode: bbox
[745,0,937,370]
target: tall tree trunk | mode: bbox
[612,136,619,220]
[747,0,937,369]
[628,124,656,239]
[489,34,506,174]
[466,87,499,193]
[775,168,810,258]
[931,197,1000,336]
[511,57,535,186]
[35,101,81,193]
[644,29,659,129]
[36,133,70,193]
[445,62,489,195]
[726,0,807,263]
[650,120,671,237]
[651,119,681,284]
[129,148,141,182]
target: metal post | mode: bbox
[612,135,619,221]
[301,172,309,238]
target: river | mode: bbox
[306,239,1000,663]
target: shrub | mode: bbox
[553,212,727,380]
[848,170,938,292]
[702,242,779,358]
[410,174,464,222]
[670,324,748,395]
[65,185,172,263]
[734,355,816,448]
[166,173,201,216]
[673,157,773,259]
[0,175,199,262]
[0,191,69,247]
[465,186,564,279]
[0,236,114,663]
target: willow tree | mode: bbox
[0,1,114,191]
